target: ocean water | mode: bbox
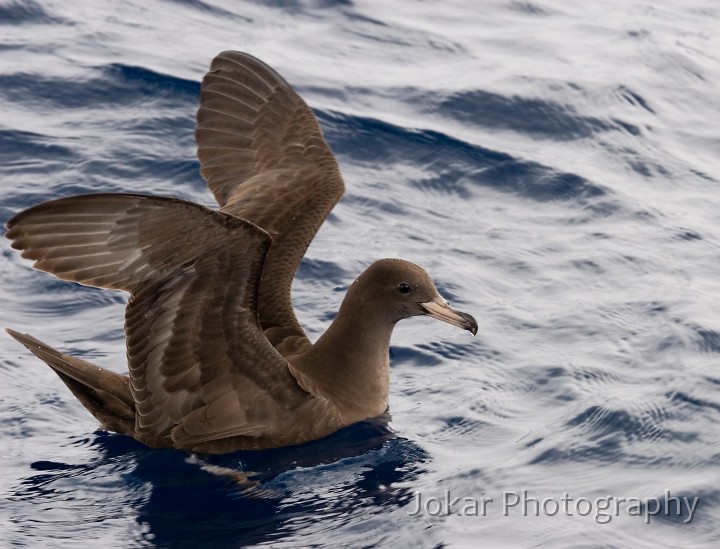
[1,0,719,547]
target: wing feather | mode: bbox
[7,193,313,447]
[6,194,261,291]
[196,51,346,350]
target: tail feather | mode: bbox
[6,329,136,435]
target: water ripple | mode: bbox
[2,0,719,547]
[320,109,615,208]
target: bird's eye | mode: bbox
[397,282,413,294]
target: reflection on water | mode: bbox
[11,415,427,547]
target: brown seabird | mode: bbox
[5,51,477,454]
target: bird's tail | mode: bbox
[6,329,135,435]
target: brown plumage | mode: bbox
[5,51,477,454]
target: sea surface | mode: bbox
[1,1,719,547]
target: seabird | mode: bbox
[5,51,477,454]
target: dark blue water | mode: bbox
[1,1,719,547]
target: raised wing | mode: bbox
[6,194,263,291]
[7,194,311,449]
[196,51,346,350]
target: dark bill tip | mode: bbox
[457,310,478,336]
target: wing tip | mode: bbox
[6,327,44,352]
